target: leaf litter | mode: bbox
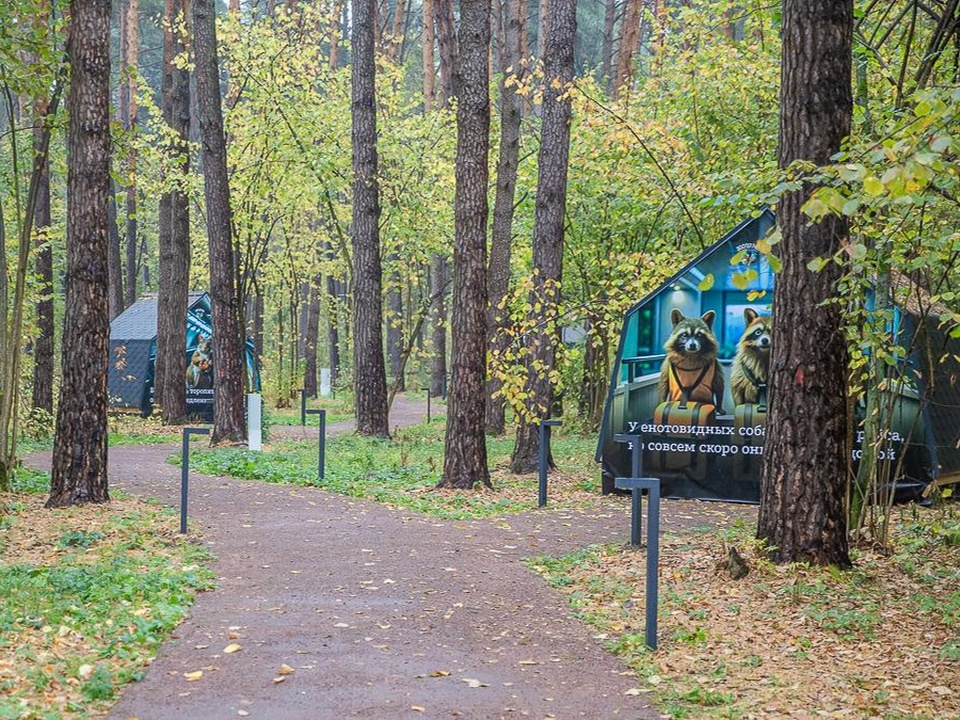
[527,505,960,719]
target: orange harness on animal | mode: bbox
[667,363,716,405]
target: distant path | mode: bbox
[27,394,752,720]
[268,393,444,440]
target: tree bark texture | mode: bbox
[304,278,320,397]
[758,0,853,567]
[441,0,491,489]
[352,0,390,436]
[120,0,139,307]
[387,271,405,390]
[510,0,575,473]
[107,178,125,318]
[430,254,447,398]
[491,0,503,80]
[326,277,341,386]
[485,0,524,435]
[422,0,436,111]
[193,0,247,442]
[154,0,174,411]
[601,0,615,85]
[613,0,640,100]
[386,0,407,62]
[518,0,529,70]
[48,0,111,507]
[31,96,54,416]
[156,0,191,424]
[536,0,548,57]
[434,0,458,106]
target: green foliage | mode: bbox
[10,467,49,495]
[80,665,115,701]
[184,422,600,520]
[0,492,215,716]
[56,530,103,550]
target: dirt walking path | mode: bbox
[29,396,751,719]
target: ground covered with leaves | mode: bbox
[528,507,960,720]
[0,470,214,719]
[7,416,960,719]
[191,423,960,719]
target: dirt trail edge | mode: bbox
[29,397,746,719]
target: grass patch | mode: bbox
[0,475,215,719]
[182,422,601,520]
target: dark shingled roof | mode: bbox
[109,292,208,341]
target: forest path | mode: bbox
[267,392,444,440]
[29,395,751,719]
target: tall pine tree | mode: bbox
[758,0,853,567]
[48,0,112,507]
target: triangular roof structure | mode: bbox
[594,208,950,503]
[596,209,776,465]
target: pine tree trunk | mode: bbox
[601,0,615,87]
[612,0,640,100]
[156,0,191,424]
[485,0,523,435]
[352,0,390,436]
[440,0,491,489]
[536,0,548,56]
[31,96,54,417]
[435,0,458,106]
[430,255,447,398]
[120,0,139,307]
[194,0,247,443]
[757,0,852,567]
[518,0,529,67]
[48,0,111,508]
[518,0,532,114]
[510,0,575,473]
[304,279,320,397]
[422,0,436,111]
[107,178,124,318]
[386,0,407,61]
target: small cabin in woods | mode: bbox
[108,292,259,419]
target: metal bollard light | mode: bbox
[615,475,661,649]
[422,387,432,424]
[305,408,326,480]
[180,427,210,534]
[538,419,563,508]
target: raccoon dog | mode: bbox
[186,335,214,389]
[657,309,724,411]
[730,308,771,406]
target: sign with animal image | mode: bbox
[185,319,215,421]
[597,210,932,502]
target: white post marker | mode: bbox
[247,393,262,451]
[320,368,331,397]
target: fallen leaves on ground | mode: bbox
[528,505,960,719]
[0,491,213,718]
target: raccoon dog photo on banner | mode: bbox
[730,308,771,406]
[657,309,725,414]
